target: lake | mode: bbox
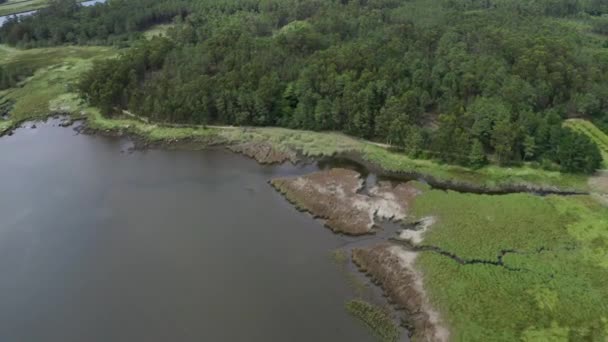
[0,120,377,341]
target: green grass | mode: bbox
[0,45,115,127]
[410,190,608,341]
[0,0,93,16]
[345,299,400,342]
[0,0,46,16]
[565,118,608,168]
[360,144,588,191]
[87,109,220,142]
[209,126,589,192]
[0,118,11,134]
[86,115,592,192]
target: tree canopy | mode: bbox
[3,0,607,173]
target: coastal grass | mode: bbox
[331,249,349,265]
[0,45,115,129]
[360,144,588,191]
[345,299,400,342]
[410,190,608,341]
[87,110,220,142]
[564,118,608,168]
[217,127,589,192]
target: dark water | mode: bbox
[0,120,378,342]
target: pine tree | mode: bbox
[469,139,487,169]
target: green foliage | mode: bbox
[3,0,607,177]
[565,118,608,168]
[468,139,487,169]
[0,0,189,46]
[0,44,114,122]
[345,299,400,342]
[0,0,48,16]
[411,190,608,341]
[58,0,607,173]
[556,127,603,173]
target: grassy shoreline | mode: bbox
[0,43,597,195]
[82,109,593,194]
[1,106,595,194]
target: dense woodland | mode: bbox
[2,0,608,173]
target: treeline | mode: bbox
[7,0,607,173]
[0,0,190,46]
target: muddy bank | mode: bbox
[335,151,588,196]
[352,244,449,342]
[228,141,298,164]
[270,168,419,235]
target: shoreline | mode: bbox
[73,111,598,196]
[3,111,598,198]
[5,115,608,341]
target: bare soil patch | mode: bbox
[270,168,419,235]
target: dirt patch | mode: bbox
[228,141,298,164]
[353,244,449,342]
[589,171,608,194]
[398,217,436,245]
[271,168,420,235]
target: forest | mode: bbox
[2,0,608,173]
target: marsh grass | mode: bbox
[0,45,114,125]
[345,299,400,342]
[411,190,608,341]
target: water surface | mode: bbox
[0,120,376,342]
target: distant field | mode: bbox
[565,119,608,168]
[0,0,47,16]
[0,0,93,17]
[0,44,115,134]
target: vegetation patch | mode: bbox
[345,299,400,342]
[0,0,46,16]
[0,45,114,132]
[410,190,608,341]
[143,24,174,39]
[565,119,608,168]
